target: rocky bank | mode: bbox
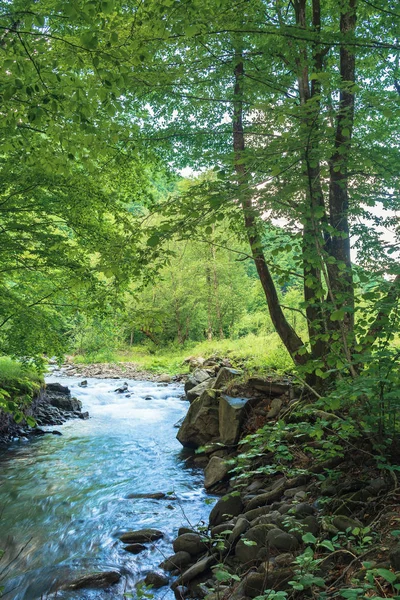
[139,359,400,600]
[0,381,89,445]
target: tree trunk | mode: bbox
[232,52,309,366]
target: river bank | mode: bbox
[1,361,399,600]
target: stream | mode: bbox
[0,376,213,599]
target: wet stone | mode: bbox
[144,571,169,588]
[123,543,146,554]
[160,551,192,571]
[64,571,121,590]
[119,528,164,543]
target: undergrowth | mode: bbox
[72,332,293,375]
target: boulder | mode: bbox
[160,551,192,571]
[177,390,220,449]
[209,494,243,526]
[144,571,169,588]
[186,379,216,403]
[247,378,291,396]
[204,457,229,489]
[46,382,70,395]
[158,374,172,383]
[266,528,299,551]
[119,529,164,543]
[173,533,207,556]
[48,396,82,412]
[228,517,250,546]
[235,524,277,563]
[64,571,121,590]
[184,356,206,370]
[219,395,252,445]
[214,367,242,390]
[243,568,294,598]
[184,369,212,394]
[174,555,215,586]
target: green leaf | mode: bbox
[302,532,317,545]
[375,568,397,584]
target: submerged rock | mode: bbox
[119,528,164,543]
[63,571,121,590]
[123,543,146,554]
[126,492,166,500]
[114,382,128,393]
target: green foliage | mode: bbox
[0,357,43,422]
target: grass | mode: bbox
[0,357,43,384]
[72,332,294,376]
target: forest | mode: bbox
[0,0,400,599]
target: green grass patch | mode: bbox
[73,332,294,376]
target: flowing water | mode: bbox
[0,376,214,599]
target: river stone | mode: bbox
[214,367,242,390]
[48,396,82,412]
[244,505,279,522]
[204,456,229,489]
[119,528,164,543]
[211,522,235,539]
[144,571,169,588]
[185,369,211,394]
[123,543,146,554]
[64,571,121,590]
[186,379,216,403]
[247,378,290,396]
[235,524,277,563]
[174,555,215,586]
[160,551,192,571]
[332,515,363,531]
[209,494,244,526]
[245,479,286,511]
[173,533,207,556]
[292,502,315,517]
[243,568,294,598]
[218,394,251,445]
[158,374,171,383]
[46,382,70,395]
[228,517,250,546]
[126,492,166,500]
[177,390,220,449]
[266,528,299,551]
[267,398,283,419]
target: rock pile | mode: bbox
[35,382,89,426]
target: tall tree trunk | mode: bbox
[327,0,357,338]
[232,52,309,366]
[295,0,329,364]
